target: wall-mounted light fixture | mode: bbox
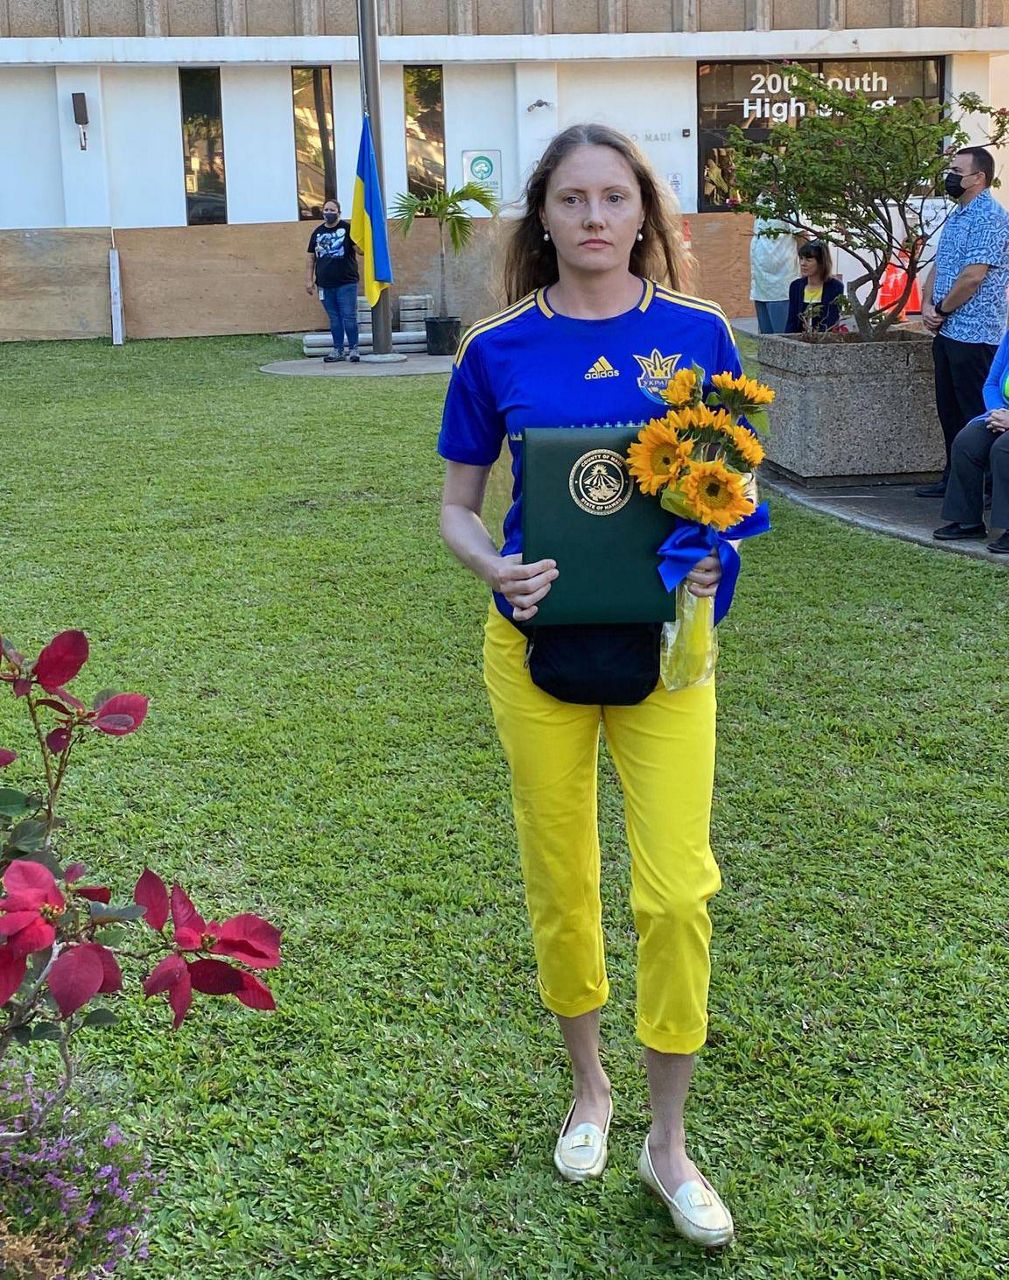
[526,99,554,112]
[72,92,88,151]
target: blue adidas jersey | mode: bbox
[438,279,743,592]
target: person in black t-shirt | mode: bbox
[305,200,361,363]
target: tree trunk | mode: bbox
[438,223,448,317]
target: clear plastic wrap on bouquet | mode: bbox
[660,583,718,691]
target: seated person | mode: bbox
[785,240,843,333]
[933,326,1009,554]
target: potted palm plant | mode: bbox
[391,182,499,355]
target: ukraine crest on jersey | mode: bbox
[633,348,684,404]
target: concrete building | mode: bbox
[1,1,1007,339]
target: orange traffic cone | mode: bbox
[878,251,921,318]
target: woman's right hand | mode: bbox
[491,553,558,623]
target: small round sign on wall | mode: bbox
[462,150,502,199]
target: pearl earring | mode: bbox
[636,230,644,242]
[543,230,550,242]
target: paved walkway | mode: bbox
[260,354,454,378]
[762,473,1006,565]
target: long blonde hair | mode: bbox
[502,123,692,305]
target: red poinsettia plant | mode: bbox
[0,629,282,1146]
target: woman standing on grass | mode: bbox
[437,124,742,1249]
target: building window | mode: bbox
[696,58,943,213]
[293,67,337,221]
[180,68,227,226]
[404,65,445,199]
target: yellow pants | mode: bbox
[483,607,721,1055]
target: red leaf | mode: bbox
[77,941,122,993]
[143,953,187,997]
[134,868,169,931]
[170,884,206,941]
[51,686,86,713]
[187,957,244,995]
[212,915,282,969]
[93,694,148,737]
[168,968,193,1029]
[1,637,24,666]
[48,946,104,1017]
[37,698,74,715]
[236,971,275,1011]
[0,749,15,768]
[13,678,30,698]
[6,917,55,958]
[3,860,60,900]
[45,727,72,755]
[94,714,134,734]
[64,863,87,883]
[75,885,112,904]
[34,631,89,692]
[0,946,27,1004]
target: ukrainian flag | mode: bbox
[350,114,394,308]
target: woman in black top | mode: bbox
[785,240,843,334]
[305,199,361,363]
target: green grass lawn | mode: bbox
[1,335,1008,1278]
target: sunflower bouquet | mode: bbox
[626,367,774,690]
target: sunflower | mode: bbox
[659,368,699,409]
[726,422,765,470]
[627,421,695,494]
[678,459,755,530]
[710,372,775,407]
[695,403,737,435]
[657,403,713,435]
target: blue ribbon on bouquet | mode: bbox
[656,502,771,625]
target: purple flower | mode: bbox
[0,1072,158,1276]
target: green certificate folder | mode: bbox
[522,426,678,626]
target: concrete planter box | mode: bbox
[757,328,945,487]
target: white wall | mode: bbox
[987,54,1009,206]
[557,61,698,213]
[221,65,298,223]
[515,62,560,198]
[54,67,112,227]
[0,68,64,228]
[443,62,518,211]
[103,67,187,227]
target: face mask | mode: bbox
[944,173,965,199]
[323,212,339,224]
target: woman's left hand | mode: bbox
[987,408,1009,434]
[685,552,721,597]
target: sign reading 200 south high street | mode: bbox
[696,58,943,212]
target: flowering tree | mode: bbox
[726,63,1009,341]
[0,629,281,1146]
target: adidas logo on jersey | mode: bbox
[584,356,620,380]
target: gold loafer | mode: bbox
[553,1098,613,1182]
[638,1137,734,1248]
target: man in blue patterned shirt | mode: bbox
[917,147,1009,499]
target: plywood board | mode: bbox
[0,213,754,344]
[0,228,112,341]
[116,222,335,338]
[692,211,754,320]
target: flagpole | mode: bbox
[356,0,393,356]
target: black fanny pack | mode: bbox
[518,622,662,706]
